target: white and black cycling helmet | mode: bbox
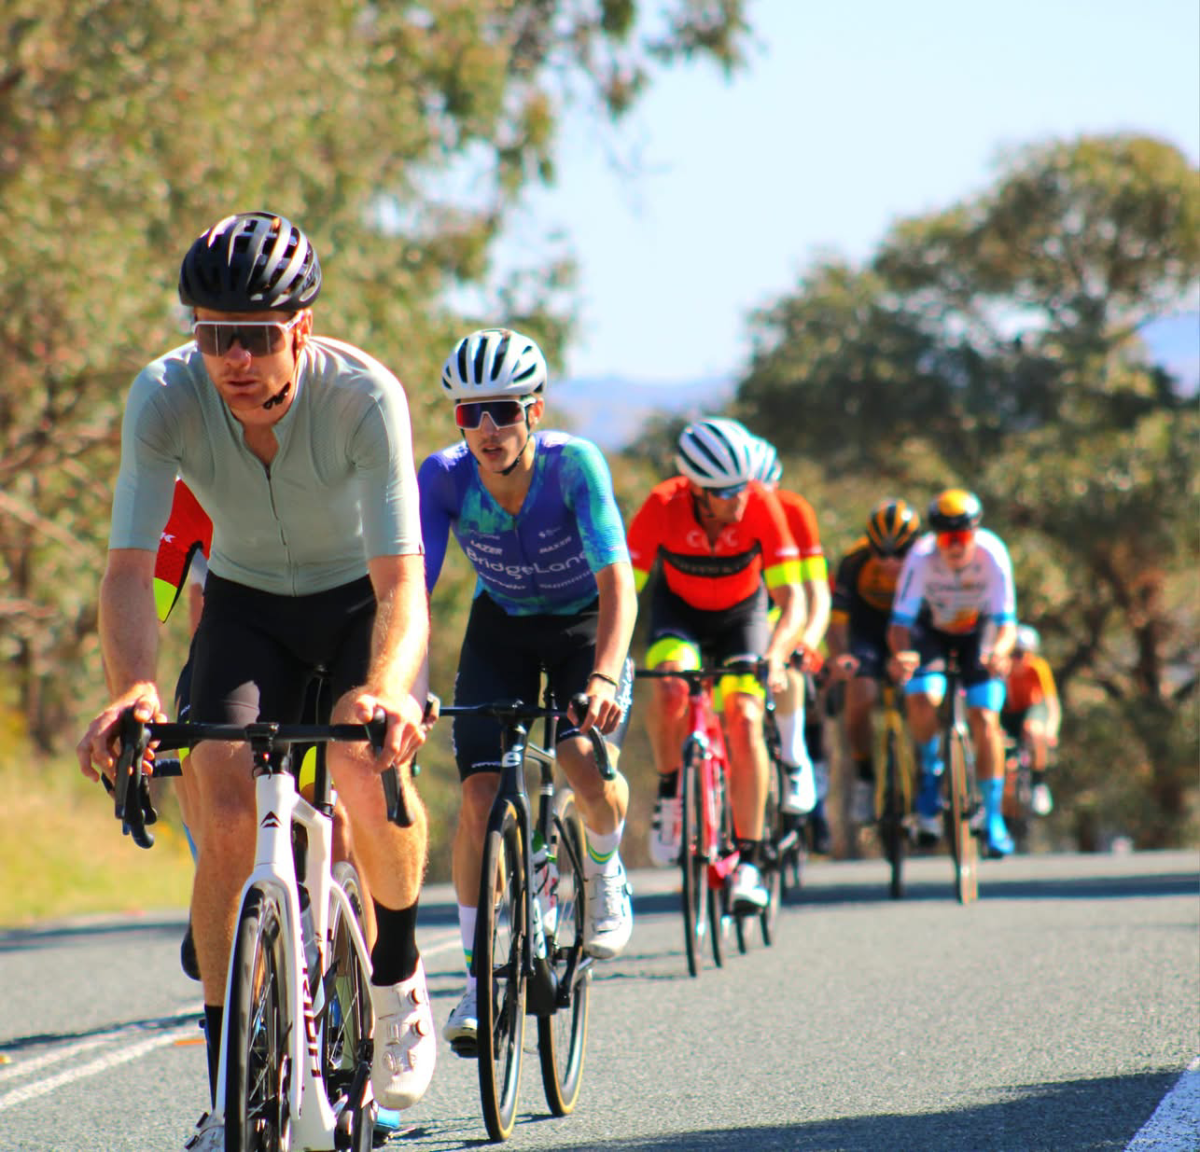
[676,418,758,489]
[440,328,548,400]
[179,212,321,312]
[748,436,783,485]
[1015,625,1041,653]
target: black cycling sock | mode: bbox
[658,769,680,799]
[203,1004,223,1107]
[737,839,761,868]
[854,756,875,782]
[370,900,421,986]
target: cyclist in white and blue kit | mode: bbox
[420,328,637,1049]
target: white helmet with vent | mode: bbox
[676,418,757,488]
[440,328,547,400]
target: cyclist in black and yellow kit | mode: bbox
[827,500,922,826]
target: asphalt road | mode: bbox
[1,849,1196,1152]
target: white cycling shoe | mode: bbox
[444,986,479,1052]
[649,795,682,867]
[730,862,769,911]
[585,863,634,959]
[370,959,436,1110]
[779,765,816,815]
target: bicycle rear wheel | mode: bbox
[881,726,907,901]
[225,884,292,1152]
[945,725,979,905]
[679,744,708,978]
[538,791,590,1116]
[322,863,373,1121]
[476,804,527,1141]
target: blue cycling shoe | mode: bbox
[915,771,943,840]
[985,815,1015,857]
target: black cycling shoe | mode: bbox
[180,918,200,982]
[808,810,832,856]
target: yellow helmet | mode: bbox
[928,488,982,533]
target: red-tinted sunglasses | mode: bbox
[454,397,534,430]
[937,529,975,548]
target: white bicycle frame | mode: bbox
[214,767,374,1150]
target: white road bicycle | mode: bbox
[111,707,411,1151]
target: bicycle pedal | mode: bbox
[449,1036,478,1059]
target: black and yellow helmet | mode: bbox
[866,499,921,555]
[927,488,983,532]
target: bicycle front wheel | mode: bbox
[881,726,907,901]
[679,744,708,978]
[946,726,979,905]
[758,755,784,946]
[476,804,527,1141]
[225,885,292,1152]
[537,791,590,1116]
[708,762,733,969]
[322,863,373,1116]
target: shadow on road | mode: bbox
[0,915,187,956]
[780,868,1198,907]
[401,1070,1179,1151]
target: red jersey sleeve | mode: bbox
[153,480,213,623]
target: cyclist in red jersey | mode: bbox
[746,438,832,848]
[627,418,804,910]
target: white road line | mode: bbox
[1124,1055,1200,1152]
[0,1035,116,1084]
[0,1024,196,1113]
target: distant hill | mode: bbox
[553,313,1197,450]
[551,375,732,449]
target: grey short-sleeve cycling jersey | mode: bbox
[109,335,422,596]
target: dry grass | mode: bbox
[0,735,194,928]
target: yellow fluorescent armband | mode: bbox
[799,555,828,585]
[764,559,802,590]
[633,568,650,594]
[154,577,180,624]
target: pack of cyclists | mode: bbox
[77,207,1061,1147]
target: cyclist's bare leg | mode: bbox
[844,677,879,761]
[330,797,376,946]
[966,707,1003,781]
[1024,718,1049,773]
[557,737,628,835]
[644,664,691,777]
[451,771,501,908]
[186,741,258,1006]
[328,740,426,912]
[902,689,941,743]
[722,691,767,841]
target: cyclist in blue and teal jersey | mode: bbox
[419,328,637,1050]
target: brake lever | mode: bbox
[568,692,614,781]
[369,707,414,828]
[113,711,156,849]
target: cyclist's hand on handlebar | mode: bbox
[888,651,920,684]
[766,654,789,695]
[76,688,165,784]
[347,690,427,769]
[572,677,624,737]
[831,654,859,682]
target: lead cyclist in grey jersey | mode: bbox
[76,211,435,1151]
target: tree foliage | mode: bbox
[732,134,1199,846]
[0,0,749,749]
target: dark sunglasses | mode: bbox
[192,314,303,357]
[708,482,748,500]
[454,397,533,430]
[937,529,974,548]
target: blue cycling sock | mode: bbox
[981,777,1005,821]
[918,737,943,777]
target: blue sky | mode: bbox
[493,0,1200,386]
